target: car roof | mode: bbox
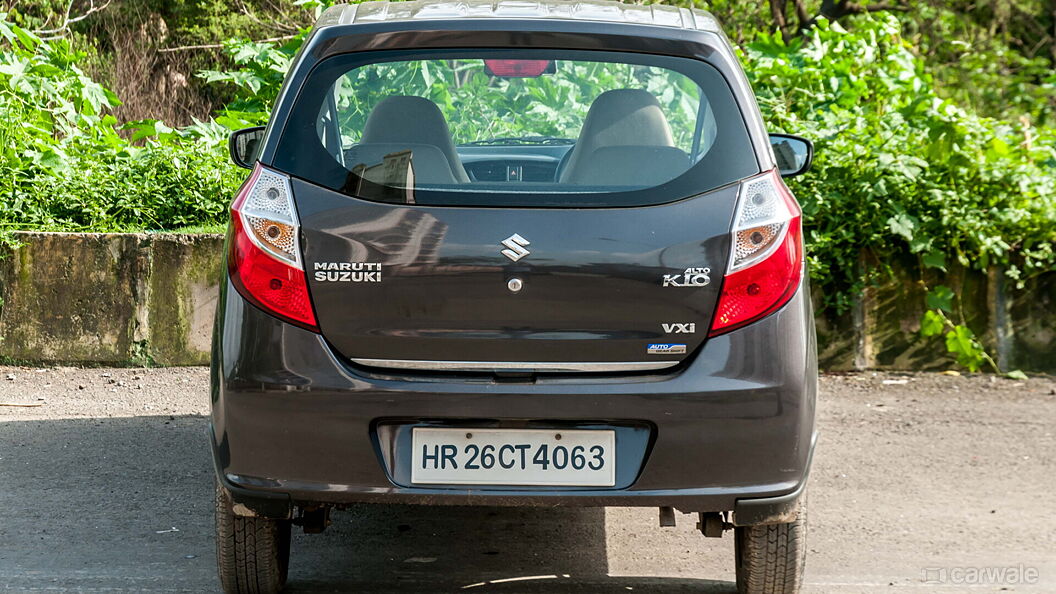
[315,0,723,34]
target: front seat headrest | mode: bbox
[360,96,470,183]
[560,89,676,184]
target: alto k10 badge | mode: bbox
[662,267,711,288]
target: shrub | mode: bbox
[742,16,1056,310]
[0,16,239,233]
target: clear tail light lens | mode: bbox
[709,169,803,336]
[228,164,318,331]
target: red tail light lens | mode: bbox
[228,164,318,331]
[709,170,803,336]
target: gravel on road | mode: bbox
[1,366,1054,593]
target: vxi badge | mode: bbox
[662,267,711,288]
[662,323,696,334]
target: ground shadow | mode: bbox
[0,415,734,593]
[286,504,735,593]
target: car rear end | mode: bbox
[211,3,817,592]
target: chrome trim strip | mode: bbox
[350,358,680,372]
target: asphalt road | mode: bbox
[1,367,1054,593]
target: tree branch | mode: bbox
[33,0,111,35]
[157,35,296,53]
[769,0,792,44]
[856,3,912,13]
[792,0,812,31]
[819,0,909,22]
[235,0,301,35]
[808,0,909,30]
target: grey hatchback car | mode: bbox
[212,1,818,592]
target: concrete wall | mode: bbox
[0,232,1053,371]
[0,232,221,366]
[813,255,1055,372]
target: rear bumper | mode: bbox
[210,277,817,520]
[213,427,815,526]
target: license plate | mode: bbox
[411,428,616,487]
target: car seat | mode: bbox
[559,89,690,187]
[347,95,470,185]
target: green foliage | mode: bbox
[743,16,1056,315]
[199,38,298,127]
[7,139,236,231]
[919,287,993,373]
[944,325,987,372]
[0,15,239,232]
[900,1,1056,126]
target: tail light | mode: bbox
[228,164,318,331]
[709,169,803,337]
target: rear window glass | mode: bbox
[273,49,756,207]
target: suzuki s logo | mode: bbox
[501,233,531,262]
[662,323,696,334]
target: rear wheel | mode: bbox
[734,496,807,594]
[215,480,292,594]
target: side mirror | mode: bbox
[769,133,813,177]
[229,126,266,169]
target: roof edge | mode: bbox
[313,0,721,33]
[316,4,359,28]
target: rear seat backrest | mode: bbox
[359,95,470,183]
[567,146,690,187]
[344,143,458,185]
[560,89,687,185]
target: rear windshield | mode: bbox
[273,49,756,207]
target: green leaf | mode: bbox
[906,235,932,254]
[926,286,955,313]
[9,23,39,51]
[945,326,983,372]
[987,137,1010,157]
[887,213,917,241]
[103,87,121,107]
[920,310,945,336]
[1005,370,1028,380]
[30,147,69,174]
[79,78,111,113]
[922,251,947,272]
[124,120,159,142]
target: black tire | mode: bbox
[734,496,807,594]
[215,480,292,594]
